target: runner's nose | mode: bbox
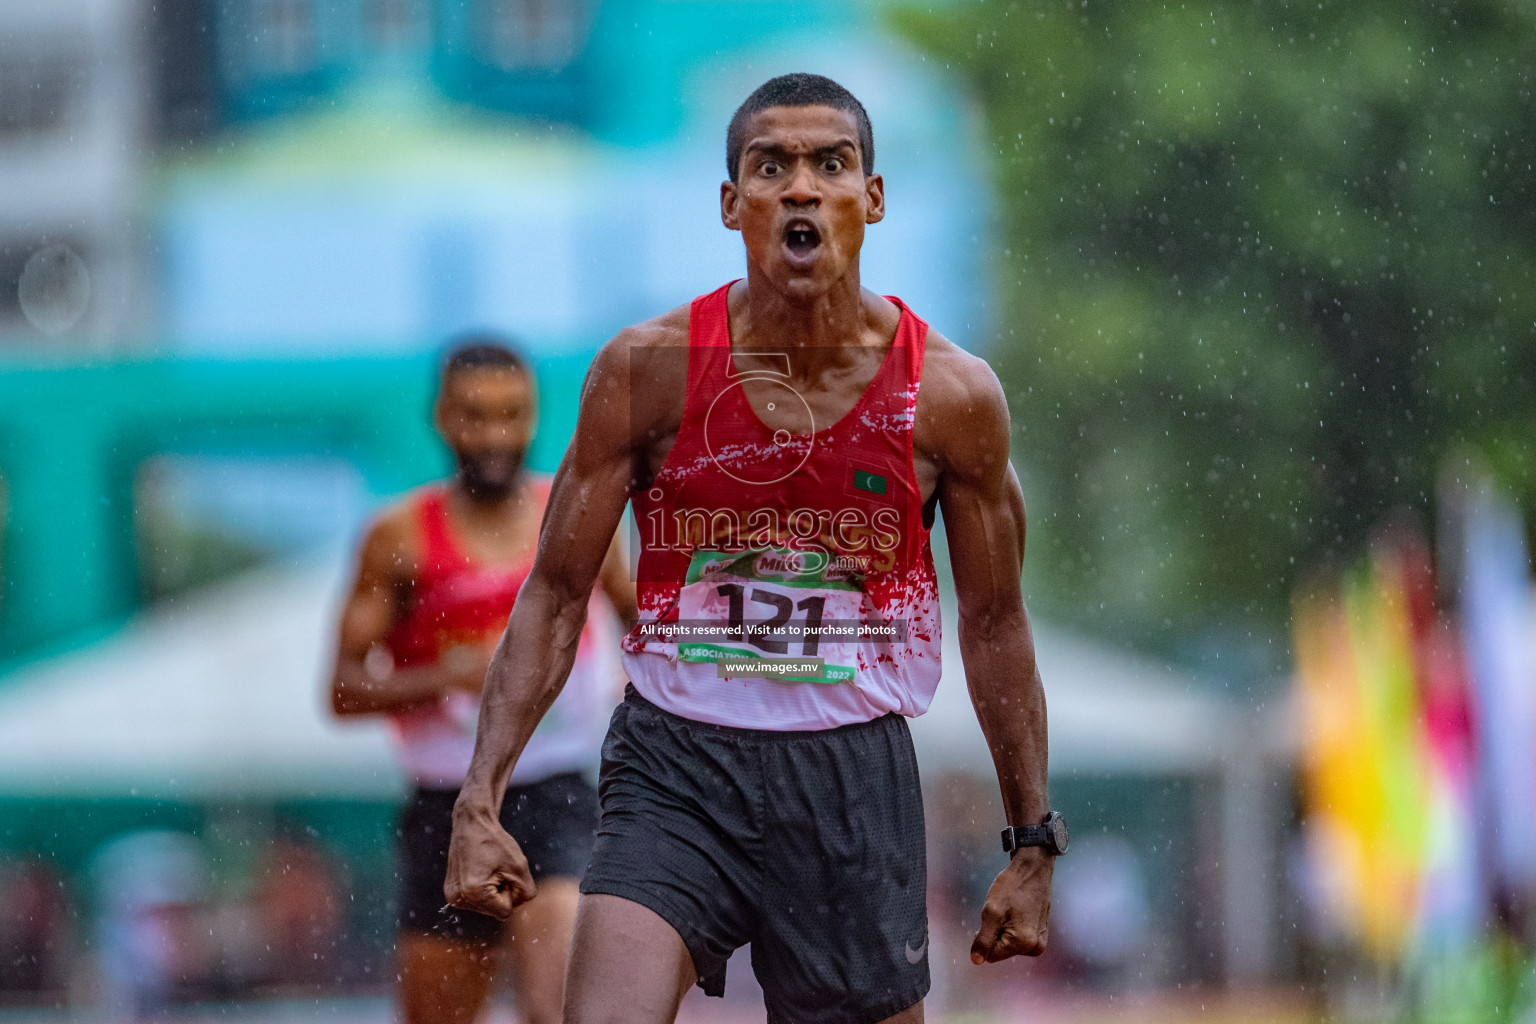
[780,162,821,206]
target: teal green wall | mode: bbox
[0,353,592,668]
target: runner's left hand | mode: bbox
[970,847,1053,963]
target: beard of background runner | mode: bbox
[456,449,526,502]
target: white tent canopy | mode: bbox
[0,554,1237,800]
[915,589,1237,778]
[0,555,399,799]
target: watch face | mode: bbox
[1048,815,1070,854]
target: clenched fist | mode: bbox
[443,803,537,920]
[970,847,1053,963]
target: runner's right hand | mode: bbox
[444,803,537,919]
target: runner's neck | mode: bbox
[445,476,535,555]
[730,273,897,366]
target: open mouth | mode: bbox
[783,219,822,261]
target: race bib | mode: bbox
[672,548,900,683]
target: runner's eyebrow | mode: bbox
[812,142,859,165]
[743,139,860,165]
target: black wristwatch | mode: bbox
[1001,811,1069,857]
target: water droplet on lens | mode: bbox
[18,244,91,335]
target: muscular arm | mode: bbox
[449,329,670,917]
[330,512,485,716]
[930,348,1053,963]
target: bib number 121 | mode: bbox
[715,583,825,656]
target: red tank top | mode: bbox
[385,483,543,669]
[384,480,615,785]
[620,281,943,730]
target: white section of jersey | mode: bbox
[620,604,942,733]
[393,597,621,785]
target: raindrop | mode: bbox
[18,243,91,335]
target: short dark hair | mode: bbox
[726,73,874,184]
[440,334,530,384]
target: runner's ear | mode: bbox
[863,173,885,225]
[721,179,743,231]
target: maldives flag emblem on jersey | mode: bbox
[853,469,887,495]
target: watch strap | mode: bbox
[1000,824,1047,853]
[1001,812,1068,856]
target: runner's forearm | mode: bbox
[331,660,460,715]
[454,574,589,818]
[960,609,1050,828]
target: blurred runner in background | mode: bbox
[330,338,635,1024]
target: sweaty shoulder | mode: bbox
[610,302,691,354]
[357,490,427,583]
[913,330,1012,480]
[582,303,692,444]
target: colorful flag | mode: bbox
[1292,468,1534,983]
[1292,529,1454,961]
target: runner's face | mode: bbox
[722,105,884,300]
[435,367,535,500]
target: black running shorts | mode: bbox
[398,771,599,943]
[581,686,930,1024]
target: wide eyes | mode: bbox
[753,155,849,178]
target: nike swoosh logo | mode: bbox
[905,935,928,964]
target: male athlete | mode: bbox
[446,75,1061,1024]
[330,340,635,1024]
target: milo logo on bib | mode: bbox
[675,548,898,684]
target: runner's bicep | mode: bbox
[935,371,1026,623]
[939,466,1026,626]
[334,522,407,665]
[337,587,396,657]
[530,351,640,604]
